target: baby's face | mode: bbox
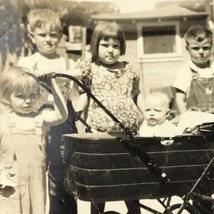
[143,98,169,126]
[186,38,212,68]
[30,25,61,56]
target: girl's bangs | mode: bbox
[101,30,119,41]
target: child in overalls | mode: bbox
[0,66,68,214]
[173,25,213,213]
[173,25,214,114]
[17,9,82,214]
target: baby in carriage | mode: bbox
[138,92,178,139]
[138,91,214,141]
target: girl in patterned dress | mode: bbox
[75,22,144,214]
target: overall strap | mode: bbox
[65,57,70,70]
[65,57,79,98]
[189,67,199,79]
[34,115,45,148]
[34,115,43,135]
[7,115,17,161]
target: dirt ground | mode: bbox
[77,196,184,213]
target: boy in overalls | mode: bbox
[17,9,81,214]
[173,25,214,114]
[173,25,213,213]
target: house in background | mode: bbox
[91,3,209,98]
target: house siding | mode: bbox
[120,18,207,97]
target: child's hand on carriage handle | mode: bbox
[37,72,57,83]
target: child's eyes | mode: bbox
[15,94,37,100]
[29,94,37,100]
[16,94,25,99]
[50,33,59,38]
[191,47,200,51]
[99,43,120,49]
[37,33,46,37]
[37,33,59,38]
[145,109,161,112]
[113,44,120,49]
[191,47,211,51]
[100,43,109,48]
[202,47,211,51]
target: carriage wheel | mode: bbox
[163,203,196,214]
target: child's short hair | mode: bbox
[27,8,62,33]
[184,25,212,46]
[145,92,170,108]
[0,66,40,102]
[90,22,126,62]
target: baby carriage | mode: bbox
[38,73,214,214]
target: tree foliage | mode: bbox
[5,0,117,27]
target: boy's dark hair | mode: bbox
[184,25,213,46]
[90,22,126,62]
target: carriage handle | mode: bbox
[37,72,172,182]
[37,72,130,135]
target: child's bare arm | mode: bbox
[43,79,68,126]
[75,93,88,113]
[136,93,144,113]
[175,90,187,114]
[74,93,88,133]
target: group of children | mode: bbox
[0,7,214,214]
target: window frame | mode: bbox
[137,21,182,62]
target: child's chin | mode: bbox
[18,108,33,115]
[148,122,157,127]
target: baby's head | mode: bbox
[143,92,171,126]
[184,25,212,68]
[0,66,41,114]
[90,22,126,62]
[27,9,62,56]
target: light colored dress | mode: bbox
[0,113,47,214]
[76,60,141,132]
[139,119,178,137]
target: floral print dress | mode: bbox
[76,60,141,133]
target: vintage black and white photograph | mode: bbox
[0,0,214,213]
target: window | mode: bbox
[143,26,176,54]
[137,21,182,62]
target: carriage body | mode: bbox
[64,133,214,203]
